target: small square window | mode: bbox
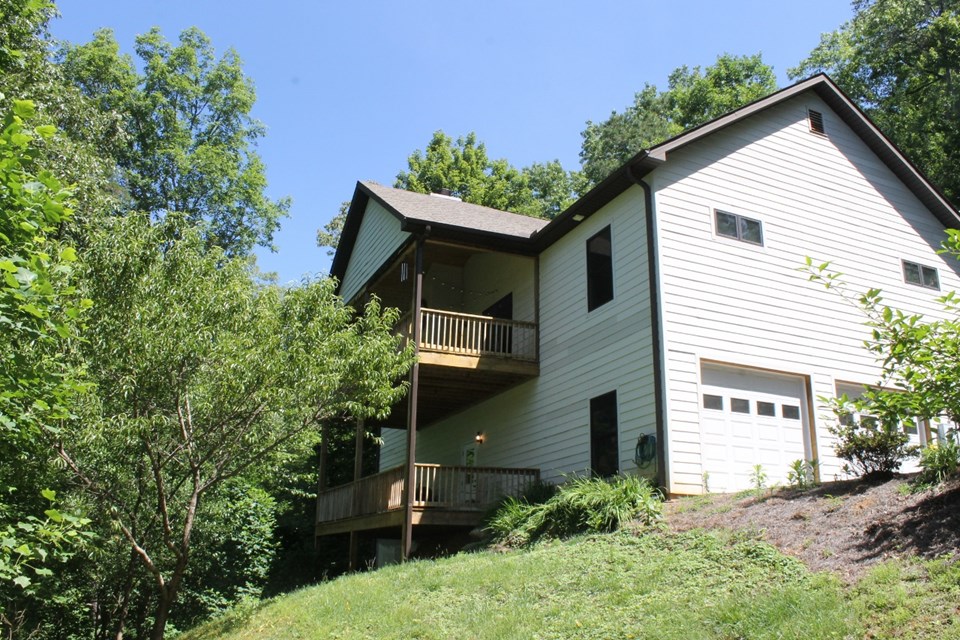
[757,401,776,417]
[782,405,801,420]
[715,210,763,246]
[902,260,940,290]
[731,398,750,414]
[703,394,723,410]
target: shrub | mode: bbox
[918,438,960,484]
[485,475,661,547]
[828,398,916,479]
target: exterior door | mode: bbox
[699,364,809,493]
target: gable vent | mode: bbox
[808,109,825,135]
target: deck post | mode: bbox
[348,417,364,570]
[318,420,329,493]
[402,237,424,560]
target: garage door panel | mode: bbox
[699,364,810,493]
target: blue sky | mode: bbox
[51,1,854,284]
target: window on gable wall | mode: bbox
[902,260,940,290]
[715,210,763,246]
[587,226,614,311]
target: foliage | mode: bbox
[395,131,582,219]
[54,214,414,638]
[60,27,290,256]
[318,131,582,252]
[828,398,916,479]
[183,530,855,640]
[0,97,93,634]
[786,459,819,489]
[917,437,960,484]
[749,464,768,495]
[0,0,123,230]
[315,201,348,256]
[485,475,661,547]
[790,0,960,205]
[580,53,777,185]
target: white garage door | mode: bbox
[699,364,810,493]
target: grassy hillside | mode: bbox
[187,530,857,640]
[184,478,960,640]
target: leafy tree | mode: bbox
[790,0,960,204]
[318,132,580,253]
[0,0,122,232]
[60,27,290,256]
[395,130,576,217]
[580,53,777,185]
[0,98,94,633]
[53,214,413,639]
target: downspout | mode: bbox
[625,164,669,494]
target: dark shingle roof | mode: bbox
[361,181,548,239]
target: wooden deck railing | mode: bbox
[316,463,540,525]
[419,308,537,360]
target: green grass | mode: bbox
[184,531,858,640]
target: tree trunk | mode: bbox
[149,588,172,640]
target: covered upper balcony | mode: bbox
[331,182,547,427]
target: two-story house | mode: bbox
[315,74,960,565]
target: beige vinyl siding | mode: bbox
[650,92,960,488]
[385,187,657,482]
[340,201,410,303]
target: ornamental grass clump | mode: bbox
[485,474,661,547]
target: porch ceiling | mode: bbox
[370,359,537,430]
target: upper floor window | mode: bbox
[902,260,940,290]
[715,210,763,246]
[587,226,614,311]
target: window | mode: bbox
[808,109,825,135]
[731,398,750,414]
[587,226,614,311]
[757,401,776,417]
[703,394,723,410]
[782,405,801,420]
[590,391,619,477]
[715,210,763,246]
[902,260,940,290]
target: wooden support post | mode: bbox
[401,237,424,560]
[314,420,330,551]
[318,420,329,493]
[348,418,364,571]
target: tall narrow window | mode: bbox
[587,226,614,311]
[590,391,619,477]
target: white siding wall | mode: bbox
[340,201,410,303]
[380,188,657,482]
[650,93,960,491]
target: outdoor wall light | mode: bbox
[475,431,484,444]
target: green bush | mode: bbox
[918,437,960,484]
[485,475,661,547]
[829,411,915,480]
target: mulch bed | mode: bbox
[663,475,960,581]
